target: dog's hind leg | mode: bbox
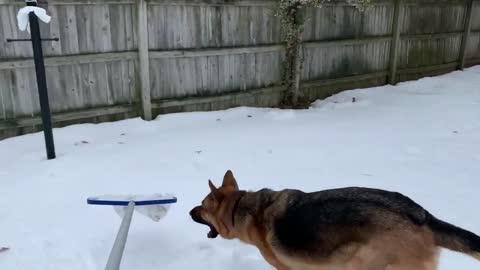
[345,248,389,270]
[387,253,439,270]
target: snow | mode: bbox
[87,194,175,221]
[17,6,51,33]
[1,66,480,270]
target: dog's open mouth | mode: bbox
[190,206,219,238]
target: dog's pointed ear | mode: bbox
[222,170,239,190]
[208,179,221,200]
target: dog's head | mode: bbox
[189,170,239,239]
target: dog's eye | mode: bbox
[204,196,216,209]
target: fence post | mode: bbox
[388,0,402,85]
[291,8,305,106]
[458,0,474,70]
[292,43,303,106]
[136,0,152,121]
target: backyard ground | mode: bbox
[1,66,480,270]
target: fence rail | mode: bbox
[1,0,479,139]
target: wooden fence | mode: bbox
[0,0,479,139]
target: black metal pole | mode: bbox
[27,0,56,160]
[6,37,59,42]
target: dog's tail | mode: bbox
[428,214,480,261]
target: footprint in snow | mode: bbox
[74,141,89,146]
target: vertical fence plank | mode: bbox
[290,7,305,106]
[388,0,402,85]
[458,0,474,70]
[292,43,303,105]
[136,0,152,120]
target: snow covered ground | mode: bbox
[1,66,480,270]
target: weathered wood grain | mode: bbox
[0,52,137,70]
[146,4,280,50]
[303,4,394,41]
[302,40,391,81]
[459,0,474,69]
[150,51,283,99]
[1,0,480,140]
[400,1,466,34]
[397,35,462,68]
[0,59,137,117]
[472,1,480,31]
[301,71,388,101]
[0,3,136,59]
[137,0,152,120]
[388,0,402,84]
[466,31,480,59]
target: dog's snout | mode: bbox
[190,206,201,217]
[190,206,205,223]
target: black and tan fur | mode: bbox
[190,170,480,270]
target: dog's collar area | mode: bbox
[231,191,247,227]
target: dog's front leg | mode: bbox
[257,245,290,270]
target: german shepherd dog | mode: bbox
[190,170,480,270]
